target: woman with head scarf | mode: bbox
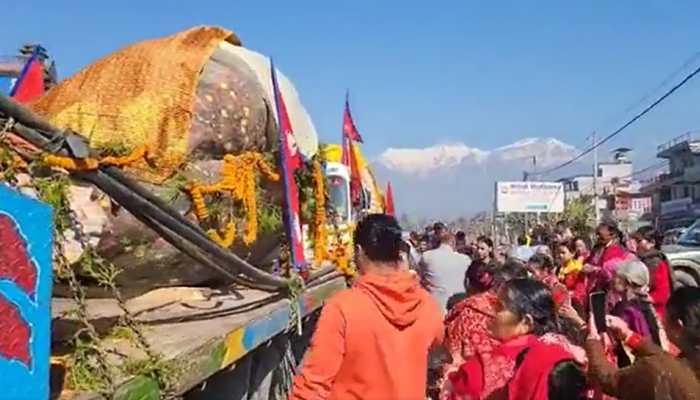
[584,287,700,399]
[611,259,668,366]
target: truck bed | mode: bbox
[52,275,346,400]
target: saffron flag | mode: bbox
[10,53,44,103]
[385,182,395,216]
[348,141,363,206]
[270,60,306,270]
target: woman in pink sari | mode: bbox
[584,221,633,303]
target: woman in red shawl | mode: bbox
[443,279,585,400]
[507,340,586,400]
[628,227,673,319]
[441,261,528,389]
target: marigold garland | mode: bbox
[43,154,99,171]
[328,241,355,277]
[326,223,356,277]
[312,160,327,266]
[207,222,236,248]
[100,145,149,167]
[186,152,279,246]
[42,145,150,171]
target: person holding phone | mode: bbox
[584,287,700,399]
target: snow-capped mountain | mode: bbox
[373,137,581,217]
[378,137,576,176]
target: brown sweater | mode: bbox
[585,337,700,400]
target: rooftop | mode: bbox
[557,174,593,182]
[657,132,700,158]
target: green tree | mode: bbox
[560,196,595,237]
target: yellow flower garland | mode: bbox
[186,152,279,247]
[312,159,327,267]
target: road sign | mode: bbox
[496,181,565,213]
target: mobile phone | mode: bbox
[589,291,607,334]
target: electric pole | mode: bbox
[592,132,600,224]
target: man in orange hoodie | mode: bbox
[290,214,444,400]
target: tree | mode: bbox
[560,195,595,237]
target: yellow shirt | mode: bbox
[558,258,583,280]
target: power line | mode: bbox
[597,50,700,131]
[559,51,700,160]
[530,61,700,177]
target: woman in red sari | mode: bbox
[441,261,528,389]
[443,279,585,400]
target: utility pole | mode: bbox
[533,155,541,225]
[492,182,497,241]
[592,132,600,224]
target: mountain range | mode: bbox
[372,137,583,218]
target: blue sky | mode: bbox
[4,1,700,176]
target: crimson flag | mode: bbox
[385,182,395,216]
[10,53,44,103]
[270,60,306,271]
[341,93,364,205]
[343,92,363,143]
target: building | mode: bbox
[558,174,594,198]
[642,133,700,230]
[559,149,634,198]
[559,148,651,226]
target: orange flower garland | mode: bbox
[327,224,356,277]
[43,145,150,171]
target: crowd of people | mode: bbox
[289,214,700,400]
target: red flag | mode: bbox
[341,135,351,166]
[341,93,364,206]
[270,60,306,270]
[10,54,44,103]
[343,92,363,143]
[385,182,395,216]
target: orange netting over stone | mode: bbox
[31,26,240,182]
